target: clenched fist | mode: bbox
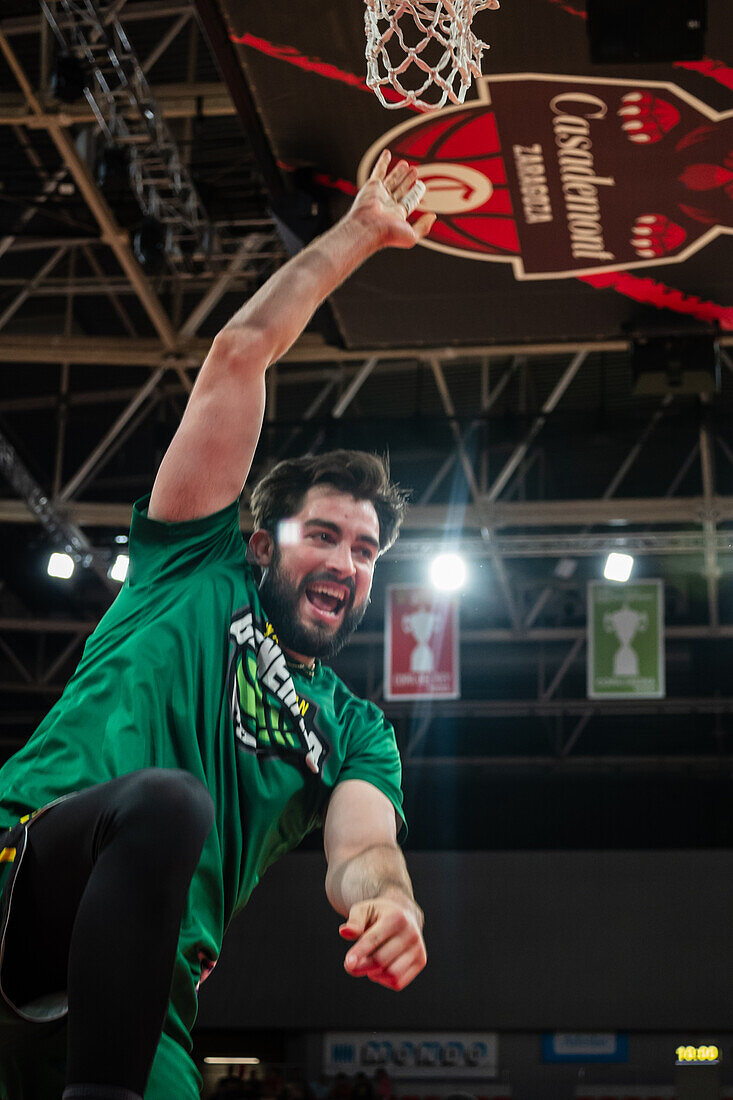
[339,893,426,991]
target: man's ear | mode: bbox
[248,529,274,567]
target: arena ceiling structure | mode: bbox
[0,0,732,849]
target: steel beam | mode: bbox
[178,235,272,339]
[418,356,521,506]
[0,247,67,332]
[140,11,192,74]
[699,400,720,629]
[0,334,730,369]
[383,696,733,718]
[1,618,731,643]
[0,30,180,355]
[81,244,138,337]
[402,754,733,772]
[429,356,521,630]
[541,637,584,702]
[57,366,166,502]
[486,350,587,502]
[0,431,117,592]
[524,392,674,628]
[1,495,733,531]
[0,83,236,126]
[331,358,378,419]
[1,2,192,36]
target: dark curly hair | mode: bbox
[249,449,410,553]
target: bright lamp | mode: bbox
[47,552,74,579]
[604,552,634,583]
[430,552,466,591]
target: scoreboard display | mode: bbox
[676,1045,720,1065]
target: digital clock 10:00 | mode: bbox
[676,1045,720,1063]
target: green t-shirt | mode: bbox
[0,496,404,1049]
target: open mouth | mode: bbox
[305,584,349,621]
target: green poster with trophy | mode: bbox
[587,581,665,700]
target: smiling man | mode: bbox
[0,152,434,1100]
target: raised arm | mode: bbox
[148,154,434,521]
[324,779,426,992]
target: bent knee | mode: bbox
[118,768,214,841]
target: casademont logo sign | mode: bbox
[357,74,733,280]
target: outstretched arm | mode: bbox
[149,155,434,522]
[324,779,426,992]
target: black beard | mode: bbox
[257,547,370,660]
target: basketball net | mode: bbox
[364,0,500,112]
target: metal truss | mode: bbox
[0,430,116,593]
[0,4,731,769]
[391,530,733,560]
[39,0,221,275]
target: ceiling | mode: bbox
[0,0,732,849]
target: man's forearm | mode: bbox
[222,214,380,367]
[327,843,422,925]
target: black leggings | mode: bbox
[2,769,214,1096]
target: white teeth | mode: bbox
[309,584,347,606]
[618,105,640,116]
[637,215,657,224]
[630,134,651,143]
[636,248,656,258]
[634,226,652,236]
[622,92,643,102]
[622,120,644,131]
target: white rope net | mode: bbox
[364,0,500,112]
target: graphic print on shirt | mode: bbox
[227,606,330,775]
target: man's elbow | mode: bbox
[208,326,271,378]
[324,860,348,915]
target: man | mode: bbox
[0,150,435,1100]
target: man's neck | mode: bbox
[283,647,315,669]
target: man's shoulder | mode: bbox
[317,663,387,729]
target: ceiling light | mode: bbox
[51,51,88,103]
[133,217,168,274]
[48,552,75,580]
[109,554,129,583]
[430,552,466,591]
[203,1057,260,1065]
[554,557,577,579]
[604,552,634,583]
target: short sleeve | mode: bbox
[338,702,407,842]
[126,493,246,588]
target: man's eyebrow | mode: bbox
[303,518,380,550]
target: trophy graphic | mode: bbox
[603,603,648,677]
[402,607,441,673]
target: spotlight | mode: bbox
[48,552,75,580]
[95,144,129,192]
[604,552,634,583]
[554,557,577,580]
[430,552,466,591]
[50,51,88,104]
[108,554,129,583]
[133,217,168,274]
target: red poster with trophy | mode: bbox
[384,585,460,702]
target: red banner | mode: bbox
[384,585,460,701]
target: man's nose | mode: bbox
[325,541,356,577]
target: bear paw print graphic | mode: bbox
[631,213,687,258]
[618,91,681,144]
